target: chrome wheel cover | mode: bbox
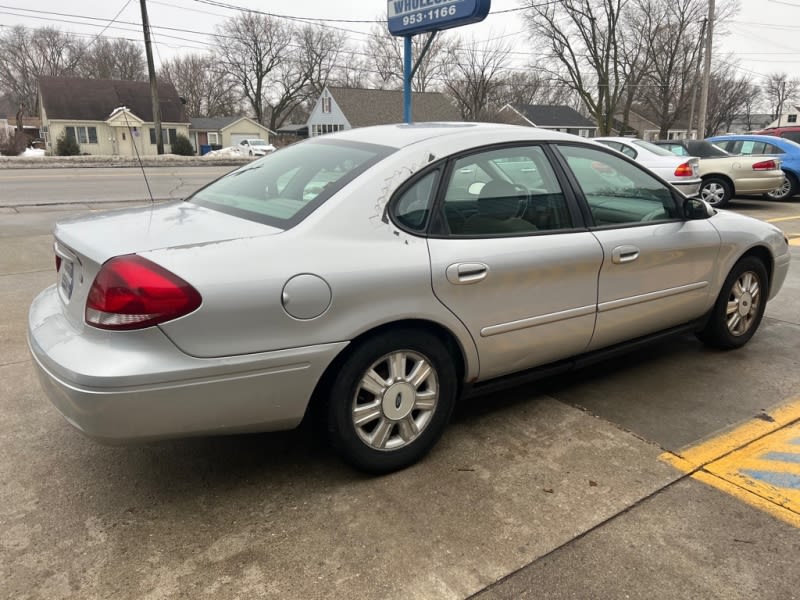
[767,178,791,199]
[351,350,439,451]
[726,270,761,336]
[701,182,726,205]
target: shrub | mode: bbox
[170,133,195,156]
[56,132,80,156]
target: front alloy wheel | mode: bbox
[697,256,768,349]
[327,329,457,473]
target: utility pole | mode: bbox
[687,18,707,139]
[696,0,715,139]
[140,0,163,155]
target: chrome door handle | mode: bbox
[446,262,489,284]
[611,245,640,264]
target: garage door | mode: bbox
[230,133,260,146]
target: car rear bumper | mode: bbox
[673,179,702,197]
[28,285,347,443]
[731,174,785,195]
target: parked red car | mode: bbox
[754,126,800,144]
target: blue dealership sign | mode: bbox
[387,0,491,36]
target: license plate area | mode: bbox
[59,259,74,301]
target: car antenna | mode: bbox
[116,105,155,204]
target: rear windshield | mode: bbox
[687,140,730,157]
[631,139,676,157]
[190,138,394,228]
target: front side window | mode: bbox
[190,139,393,228]
[439,145,572,236]
[557,144,678,226]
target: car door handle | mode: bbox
[611,245,640,264]
[446,262,489,284]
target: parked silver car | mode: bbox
[29,124,791,473]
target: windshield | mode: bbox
[249,140,267,146]
[631,139,677,157]
[190,139,394,228]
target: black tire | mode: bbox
[327,329,457,474]
[764,171,798,201]
[697,256,768,350]
[699,177,732,208]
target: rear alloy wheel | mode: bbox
[327,329,457,473]
[699,177,732,208]
[765,172,798,201]
[697,256,768,350]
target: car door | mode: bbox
[555,143,721,350]
[426,145,604,380]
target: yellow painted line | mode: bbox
[692,470,800,528]
[766,215,800,223]
[660,396,800,527]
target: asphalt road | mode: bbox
[1,190,799,599]
[0,166,234,206]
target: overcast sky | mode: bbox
[1,0,798,91]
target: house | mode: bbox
[189,116,272,153]
[38,76,189,156]
[497,104,597,137]
[727,113,773,134]
[612,107,696,141]
[306,86,460,136]
[763,107,800,129]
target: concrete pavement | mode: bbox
[1,200,799,599]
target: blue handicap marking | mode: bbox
[740,470,800,490]
[761,451,800,464]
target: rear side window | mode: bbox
[191,139,393,228]
[781,132,800,143]
[390,170,439,233]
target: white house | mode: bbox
[38,76,190,156]
[189,116,272,153]
[306,86,460,137]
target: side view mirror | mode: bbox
[683,196,714,220]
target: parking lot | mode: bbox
[1,172,799,599]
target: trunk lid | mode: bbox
[52,201,280,327]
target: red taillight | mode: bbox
[674,162,694,177]
[752,159,777,171]
[85,255,201,330]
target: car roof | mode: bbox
[327,122,587,149]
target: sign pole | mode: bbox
[403,36,412,124]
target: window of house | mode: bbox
[150,128,178,144]
[788,114,797,123]
[65,126,98,144]
[208,132,219,145]
[322,96,332,113]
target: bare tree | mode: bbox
[495,71,577,109]
[522,0,629,135]
[266,24,347,130]
[366,25,449,92]
[740,82,762,131]
[441,36,511,120]
[331,48,371,89]
[77,38,146,80]
[160,53,240,117]
[764,72,800,121]
[0,26,85,116]
[636,0,706,138]
[215,13,293,126]
[705,63,757,136]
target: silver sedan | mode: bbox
[28,124,791,473]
